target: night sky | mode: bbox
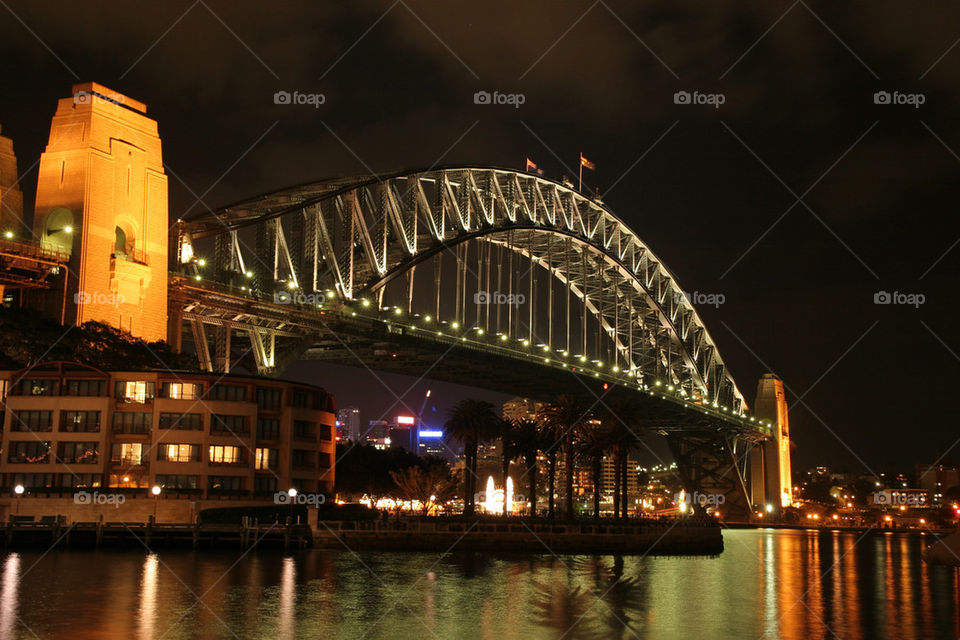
[1,2,958,473]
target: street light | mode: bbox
[13,484,24,515]
[151,485,161,519]
[287,488,298,523]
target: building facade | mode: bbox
[0,123,23,237]
[336,405,360,442]
[31,83,169,341]
[0,363,336,498]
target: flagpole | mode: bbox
[578,152,582,192]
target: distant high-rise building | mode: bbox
[503,397,547,421]
[916,464,960,505]
[337,406,360,441]
[365,420,389,448]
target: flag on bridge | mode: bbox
[525,158,537,172]
[578,153,595,191]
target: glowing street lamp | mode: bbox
[151,485,162,519]
[288,488,297,521]
[13,484,24,515]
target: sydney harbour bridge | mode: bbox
[0,84,788,521]
[171,166,775,520]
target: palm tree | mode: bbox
[444,399,500,516]
[537,416,562,518]
[512,417,542,516]
[599,400,645,519]
[578,424,612,519]
[496,417,523,516]
[541,395,591,519]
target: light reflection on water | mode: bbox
[0,529,956,639]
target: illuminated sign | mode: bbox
[396,416,416,425]
[419,430,443,438]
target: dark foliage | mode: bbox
[0,306,199,371]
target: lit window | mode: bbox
[124,381,148,403]
[209,445,241,464]
[161,444,198,463]
[255,447,276,470]
[163,382,201,400]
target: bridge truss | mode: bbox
[174,166,772,520]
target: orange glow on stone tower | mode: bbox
[33,83,168,340]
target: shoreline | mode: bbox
[722,522,952,535]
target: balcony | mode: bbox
[209,458,247,468]
[111,248,148,266]
[111,457,147,468]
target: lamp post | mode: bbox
[287,488,297,523]
[151,485,161,520]
[13,484,24,515]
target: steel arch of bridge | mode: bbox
[178,166,756,424]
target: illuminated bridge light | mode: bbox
[451,321,460,329]
[522,339,529,346]
[394,308,402,315]
[197,258,206,267]
[286,281,296,290]
[654,380,662,387]
[500,334,508,341]
[361,299,370,307]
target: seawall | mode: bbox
[313,518,723,555]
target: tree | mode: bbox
[541,395,591,519]
[0,307,199,371]
[390,463,457,515]
[599,399,645,519]
[444,399,500,516]
[578,424,611,519]
[334,443,422,504]
[512,417,542,516]
[537,417,562,518]
[496,417,522,516]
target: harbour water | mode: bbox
[0,528,956,639]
